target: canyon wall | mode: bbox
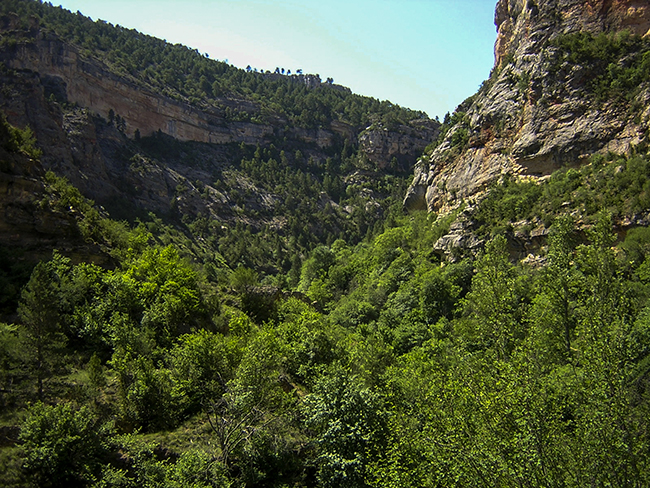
[0,16,437,160]
[405,0,650,213]
[5,27,274,144]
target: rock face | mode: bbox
[358,120,440,171]
[0,144,108,265]
[0,17,438,224]
[1,15,272,145]
[405,0,650,213]
[0,14,436,158]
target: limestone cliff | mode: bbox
[405,0,650,213]
[0,13,436,159]
[4,29,274,145]
[359,120,439,171]
[0,15,437,226]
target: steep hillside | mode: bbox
[2,1,650,487]
[405,0,650,213]
[0,0,438,275]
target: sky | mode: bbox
[52,0,498,120]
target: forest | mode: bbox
[1,0,650,487]
[1,112,650,486]
[0,0,428,130]
[0,0,434,279]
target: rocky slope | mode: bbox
[0,138,108,266]
[405,0,650,213]
[0,9,438,231]
[0,10,438,211]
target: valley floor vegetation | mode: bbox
[2,149,650,487]
[1,1,650,486]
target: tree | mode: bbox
[17,256,67,399]
[0,322,21,407]
[528,216,580,366]
[20,402,110,487]
[111,351,181,431]
[169,330,236,412]
[229,266,258,293]
[121,245,205,345]
[463,235,520,359]
[303,368,388,488]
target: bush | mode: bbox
[19,402,110,487]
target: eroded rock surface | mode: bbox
[0,17,438,227]
[405,0,650,213]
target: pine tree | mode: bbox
[17,258,66,399]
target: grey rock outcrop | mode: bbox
[358,120,440,170]
[405,0,650,213]
[0,144,108,265]
[0,17,438,230]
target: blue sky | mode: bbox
[53,0,497,120]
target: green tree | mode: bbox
[169,329,240,413]
[0,322,21,407]
[528,216,580,366]
[122,245,205,346]
[111,351,182,431]
[17,255,67,399]
[20,403,110,487]
[462,235,521,359]
[87,352,105,389]
[303,368,388,488]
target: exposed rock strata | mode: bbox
[0,145,108,265]
[0,16,436,161]
[0,18,437,225]
[359,120,439,170]
[405,0,650,213]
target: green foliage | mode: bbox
[275,299,339,384]
[17,253,68,398]
[550,30,650,102]
[474,153,650,234]
[0,322,22,409]
[1,199,650,487]
[425,110,470,154]
[3,5,650,485]
[111,352,182,431]
[121,245,206,341]
[623,226,650,267]
[473,175,542,230]
[169,329,240,412]
[229,266,258,293]
[303,368,388,488]
[462,235,522,358]
[0,245,33,317]
[42,172,151,259]
[0,0,426,129]
[527,216,581,366]
[94,435,230,488]
[86,352,105,388]
[0,112,42,159]
[20,402,111,487]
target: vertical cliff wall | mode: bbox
[405,0,650,212]
[2,25,274,144]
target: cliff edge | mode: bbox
[405,0,650,212]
